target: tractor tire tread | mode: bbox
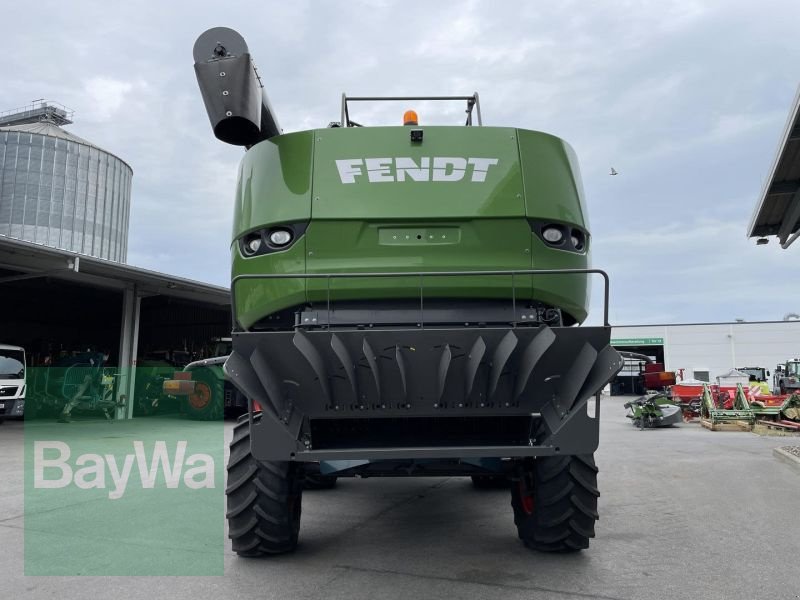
[512,454,599,553]
[226,416,302,557]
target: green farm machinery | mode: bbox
[698,383,800,432]
[699,383,755,431]
[749,388,800,432]
[624,393,682,429]
[192,27,623,554]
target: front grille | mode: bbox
[309,416,535,450]
[0,386,19,397]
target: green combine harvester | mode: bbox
[193,27,623,555]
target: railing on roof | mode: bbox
[339,93,482,128]
[0,101,74,128]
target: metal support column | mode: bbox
[117,285,141,420]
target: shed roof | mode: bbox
[748,84,800,247]
[0,234,230,307]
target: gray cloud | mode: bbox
[4,0,800,323]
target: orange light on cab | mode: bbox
[403,110,418,126]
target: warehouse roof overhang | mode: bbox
[748,84,800,248]
[0,234,230,306]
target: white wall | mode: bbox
[612,321,800,382]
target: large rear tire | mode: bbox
[511,455,599,552]
[226,414,303,556]
[183,368,223,421]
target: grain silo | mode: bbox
[0,102,132,262]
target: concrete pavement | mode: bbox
[1,396,798,599]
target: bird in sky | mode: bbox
[609,167,618,176]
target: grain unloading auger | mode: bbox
[193,26,623,555]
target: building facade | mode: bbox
[611,320,800,384]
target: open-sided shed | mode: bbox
[0,234,230,418]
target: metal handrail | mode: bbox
[340,93,482,127]
[231,268,611,330]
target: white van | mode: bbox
[0,344,26,422]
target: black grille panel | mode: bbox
[309,416,534,450]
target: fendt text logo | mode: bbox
[336,157,499,183]
[33,440,215,500]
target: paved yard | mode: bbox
[1,396,798,599]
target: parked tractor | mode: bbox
[162,338,248,420]
[191,27,622,554]
[734,366,770,396]
[133,350,193,416]
[772,360,800,395]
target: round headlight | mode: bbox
[247,238,262,253]
[542,226,564,244]
[571,230,585,251]
[269,229,293,246]
[243,234,262,256]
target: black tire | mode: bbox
[471,474,509,489]
[511,455,599,552]
[304,474,338,490]
[226,413,303,556]
[183,368,223,421]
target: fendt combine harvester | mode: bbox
[193,27,623,555]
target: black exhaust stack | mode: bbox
[193,27,281,146]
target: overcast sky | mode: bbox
[4,0,800,325]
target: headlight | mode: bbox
[570,230,585,251]
[542,226,564,244]
[268,229,293,246]
[242,233,262,256]
[240,223,307,257]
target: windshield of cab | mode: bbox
[739,368,763,381]
[0,349,25,379]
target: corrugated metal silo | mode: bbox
[0,102,133,262]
